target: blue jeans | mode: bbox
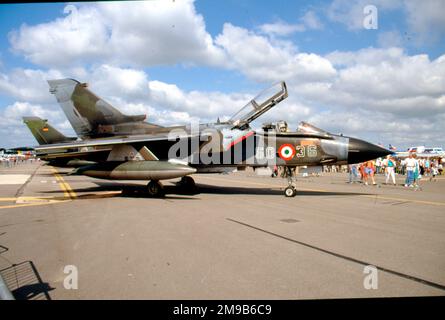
[349,167,358,182]
[405,170,414,185]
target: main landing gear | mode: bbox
[146,176,196,198]
[176,176,197,194]
[283,166,297,197]
[147,180,164,197]
[179,176,196,188]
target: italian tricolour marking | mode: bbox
[278,144,296,161]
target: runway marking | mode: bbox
[0,200,70,210]
[0,196,64,202]
[51,167,77,200]
[197,175,445,206]
[0,167,78,210]
[0,191,122,211]
[0,190,122,210]
[360,195,445,207]
[0,174,30,185]
[228,218,445,292]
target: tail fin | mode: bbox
[23,116,76,145]
[47,79,146,138]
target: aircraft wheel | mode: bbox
[177,176,198,194]
[180,176,196,188]
[284,186,296,197]
[147,180,164,197]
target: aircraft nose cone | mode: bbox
[348,138,391,164]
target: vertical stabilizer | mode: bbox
[23,116,76,145]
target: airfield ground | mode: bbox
[0,161,444,300]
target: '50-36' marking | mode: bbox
[256,145,317,161]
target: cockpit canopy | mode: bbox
[297,121,330,135]
[229,82,288,130]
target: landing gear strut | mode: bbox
[147,180,164,197]
[283,166,297,197]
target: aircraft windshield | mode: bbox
[229,82,288,129]
[297,121,329,135]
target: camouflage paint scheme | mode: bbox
[34,80,390,185]
[23,116,76,145]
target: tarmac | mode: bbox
[0,161,444,300]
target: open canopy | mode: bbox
[229,81,288,129]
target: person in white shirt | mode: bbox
[404,153,417,187]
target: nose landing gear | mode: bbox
[283,166,297,197]
[284,186,297,197]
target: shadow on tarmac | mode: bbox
[0,261,54,300]
[40,181,370,199]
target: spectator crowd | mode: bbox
[345,154,443,188]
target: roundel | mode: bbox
[278,144,296,161]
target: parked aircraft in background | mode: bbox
[23,116,109,167]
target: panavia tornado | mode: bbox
[33,79,390,197]
[23,116,107,167]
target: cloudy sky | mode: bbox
[0,0,444,149]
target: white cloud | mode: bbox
[306,109,444,147]
[326,0,402,31]
[285,47,445,147]
[0,101,71,148]
[9,0,227,68]
[403,0,445,45]
[3,102,53,123]
[216,23,336,83]
[100,0,226,67]
[258,21,306,37]
[300,11,324,30]
[258,11,323,37]
[146,80,251,121]
[9,5,109,67]
[325,0,445,45]
[325,48,445,101]
[88,64,150,102]
[326,47,405,67]
[0,68,64,103]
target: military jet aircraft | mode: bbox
[23,116,109,167]
[35,80,390,197]
[23,116,76,145]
